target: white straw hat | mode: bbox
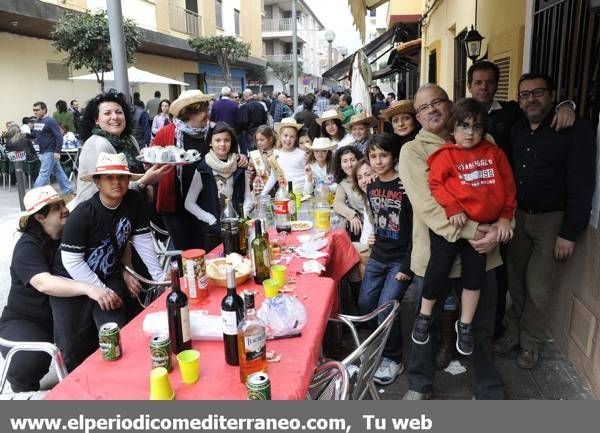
[274,117,304,132]
[316,109,343,125]
[19,185,73,230]
[80,152,143,182]
[306,137,337,151]
[169,89,214,117]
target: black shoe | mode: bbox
[411,313,432,345]
[455,320,474,355]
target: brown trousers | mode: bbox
[504,210,564,351]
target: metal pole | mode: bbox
[106,0,130,98]
[292,0,298,111]
[328,42,332,70]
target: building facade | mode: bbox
[0,0,264,126]
[262,0,324,95]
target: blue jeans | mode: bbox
[33,152,74,194]
[358,257,411,363]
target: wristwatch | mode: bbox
[135,181,146,191]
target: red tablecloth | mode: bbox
[45,229,359,400]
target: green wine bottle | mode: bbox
[251,220,271,284]
[288,181,297,221]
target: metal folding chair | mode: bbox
[327,300,400,400]
[0,337,68,395]
[123,265,170,308]
[306,360,350,400]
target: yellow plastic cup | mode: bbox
[149,367,175,400]
[263,278,279,298]
[270,264,287,289]
[177,349,200,384]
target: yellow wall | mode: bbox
[201,0,217,35]
[0,32,198,127]
[40,0,87,12]
[240,0,264,58]
[420,0,526,99]
[387,0,423,27]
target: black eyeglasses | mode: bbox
[518,88,548,100]
[416,98,449,114]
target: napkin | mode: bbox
[302,260,326,274]
[143,310,223,340]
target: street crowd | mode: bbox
[0,60,596,400]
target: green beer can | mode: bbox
[246,372,271,400]
[150,334,173,372]
[99,322,122,361]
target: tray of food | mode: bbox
[137,146,202,165]
[291,220,313,231]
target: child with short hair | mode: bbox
[345,112,377,154]
[262,118,307,195]
[411,98,517,355]
[54,152,163,370]
[360,133,413,385]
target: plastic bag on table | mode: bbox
[142,310,223,340]
[257,294,307,338]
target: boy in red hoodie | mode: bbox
[411,98,517,356]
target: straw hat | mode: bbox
[306,137,337,151]
[169,89,214,117]
[379,99,416,121]
[274,117,303,132]
[80,152,143,182]
[345,112,377,129]
[316,108,343,125]
[19,185,73,230]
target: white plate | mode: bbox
[291,220,313,231]
[135,154,201,165]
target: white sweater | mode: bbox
[263,147,306,194]
[303,162,337,197]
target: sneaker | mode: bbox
[411,313,432,345]
[455,320,474,355]
[373,358,404,385]
[402,389,432,400]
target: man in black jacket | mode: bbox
[236,89,267,154]
[493,73,596,369]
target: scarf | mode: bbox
[173,118,209,150]
[92,127,144,173]
[205,150,239,206]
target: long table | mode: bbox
[45,229,359,400]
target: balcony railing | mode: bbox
[266,54,294,63]
[262,18,308,33]
[169,2,202,36]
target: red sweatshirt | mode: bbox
[427,140,517,223]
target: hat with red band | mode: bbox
[80,152,143,182]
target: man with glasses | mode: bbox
[493,73,596,369]
[398,84,505,400]
[31,101,74,195]
[467,61,576,340]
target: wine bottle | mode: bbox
[288,181,297,221]
[221,198,240,255]
[251,220,271,284]
[166,260,192,354]
[237,291,267,383]
[238,203,248,256]
[221,265,244,366]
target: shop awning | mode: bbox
[347,0,391,42]
[322,23,403,81]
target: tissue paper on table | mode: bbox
[297,237,329,259]
[302,260,326,274]
[143,310,223,340]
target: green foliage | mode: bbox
[247,65,267,84]
[267,61,303,91]
[51,10,142,89]
[188,35,251,87]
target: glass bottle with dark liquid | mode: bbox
[221,266,244,365]
[166,260,192,354]
[221,198,240,255]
